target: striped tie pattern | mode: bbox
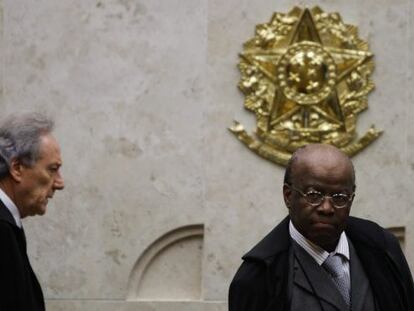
[323,254,350,307]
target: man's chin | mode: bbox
[33,204,48,216]
[40,204,48,215]
[310,233,340,251]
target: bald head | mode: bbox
[284,144,355,189]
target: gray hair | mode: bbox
[0,113,54,179]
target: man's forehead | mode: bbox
[290,144,354,182]
[37,134,62,162]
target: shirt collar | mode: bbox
[0,187,22,228]
[289,220,349,265]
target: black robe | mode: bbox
[0,202,45,311]
[229,216,414,311]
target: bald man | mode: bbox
[228,144,414,311]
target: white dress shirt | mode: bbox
[0,187,22,228]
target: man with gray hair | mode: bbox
[0,113,64,311]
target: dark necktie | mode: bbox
[323,254,350,307]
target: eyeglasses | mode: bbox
[287,184,354,209]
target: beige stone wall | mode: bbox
[0,0,413,310]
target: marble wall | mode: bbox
[0,0,413,310]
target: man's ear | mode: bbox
[9,158,23,183]
[283,183,292,209]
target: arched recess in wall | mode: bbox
[127,224,204,301]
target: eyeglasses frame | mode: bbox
[285,183,355,209]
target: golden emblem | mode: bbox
[229,7,382,166]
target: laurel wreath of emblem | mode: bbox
[229,7,382,166]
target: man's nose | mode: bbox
[317,196,335,213]
[53,171,65,190]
